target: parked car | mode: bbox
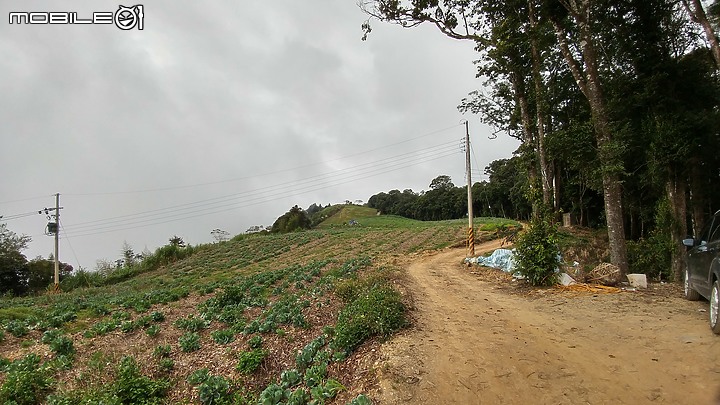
[683,210,720,334]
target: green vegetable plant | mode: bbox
[236,349,267,374]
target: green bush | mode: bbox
[179,332,201,352]
[0,353,54,405]
[332,287,406,355]
[513,210,560,286]
[627,236,672,280]
[236,349,267,374]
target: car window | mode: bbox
[710,216,720,243]
[699,217,715,243]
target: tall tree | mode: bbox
[681,0,720,68]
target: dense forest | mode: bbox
[362,0,720,281]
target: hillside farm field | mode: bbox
[1,210,717,404]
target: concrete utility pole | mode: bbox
[465,121,475,257]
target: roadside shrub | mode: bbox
[332,286,406,355]
[627,236,672,280]
[0,353,54,405]
[179,332,201,352]
[236,349,267,374]
[513,209,560,286]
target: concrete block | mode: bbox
[626,273,647,289]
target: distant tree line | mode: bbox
[0,223,73,296]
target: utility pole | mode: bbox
[53,193,60,290]
[465,121,475,257]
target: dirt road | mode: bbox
[375,242,720,404]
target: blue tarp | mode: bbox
[466,248,516,273]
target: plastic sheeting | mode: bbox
[465,248,516,273]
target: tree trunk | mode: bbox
[510,70,537,182]
[689,160,706,236]
[529,1,553,208]
[552,4,629,275]
[667,176,688,283]
[683,0,720,69]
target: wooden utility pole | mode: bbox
[465,121,475,257]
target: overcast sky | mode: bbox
[0,1,519,269]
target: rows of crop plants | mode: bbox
[0,217,512,403]
[0,253,405,404]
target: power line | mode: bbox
[60,150,460,238]
[0,211,41,221]
[62,149,459,237]
[62,141,460,233]
[64,124,463,196]
[0,195,50,205]
[60,222,82,271]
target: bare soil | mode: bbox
[373,241,720,404]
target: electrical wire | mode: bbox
[0,210,43,221]
[60,222,82,271]
[64,124,463,196]
[0,195,50,205]
[62,141,460,232]
[61,150,460,238]
[62,149,459,237]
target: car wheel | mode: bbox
[684,269,701,301]
[711,279,720,334]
